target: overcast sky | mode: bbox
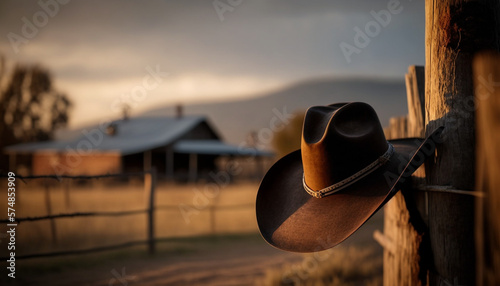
[0,0,425,127]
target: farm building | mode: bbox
[4,113,273,181]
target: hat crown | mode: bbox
[301,102,388,192]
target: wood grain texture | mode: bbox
[406,66,425,138]
[383,111,426,286]
[405,66,429,230]
[145,168,157,254]
[425,0,500,284]
[473,52,500,286]
[382,188,425,286]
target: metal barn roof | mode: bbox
[6,116,208,155]
[174,140,273,157]
[5,116,274,157]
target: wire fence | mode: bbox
[0,169,254,260]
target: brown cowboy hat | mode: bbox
[256,102,443,252]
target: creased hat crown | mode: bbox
[301,102,388,192]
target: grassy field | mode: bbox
[0,179,258,256]
[0,179,384,285]
[0,233,295,285]
[0,232,382,286]
[262,246,382,286]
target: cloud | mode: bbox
[0,0,424,126]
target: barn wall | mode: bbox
[33,152,122,175]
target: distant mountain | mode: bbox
[144,78,408,145]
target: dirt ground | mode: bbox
[2,210,383,286]
[5,234,302,286]
[0,181,384,285]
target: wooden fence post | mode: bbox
[425,0,500,284]
[145,168,156,254]
[380,66,427,285]
[64,180,71,210]
[405,65,430,225]
[44,183,57,245]
[473,52,500,286]
[209,205,216,235]
[406,66,425,139]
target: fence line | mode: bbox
[0,209,148,223]
[1,170,158,260]
[2,240,149,260]
[0,203,255,224]
[414,185,485,198]
[0,170,255,260]
[0,172,149,182]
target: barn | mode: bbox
[4,113,273,182]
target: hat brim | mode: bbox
[256,127,443,252]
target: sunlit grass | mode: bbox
[0,179,383,286]
[262,246,382,286]
[0,179,259,256]
[0,233,264,285]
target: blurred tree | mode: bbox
[271,110,305,158]
[0,55,72,171]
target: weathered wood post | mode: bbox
[473,52,500,286]
[209,205,216,235]
[378,66,427,285]
[405,66,425,139]
[145,168,156,254]
[425,0,500,284]
[44,183,57,245]
[64,180,71,210]
[405,66,430,224]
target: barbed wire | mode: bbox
[414,184,485,198]
[0,169,255,260]
[0,171,151,183]
[0,209,147,223]
[0,240,148,260]
[0,204,255,224]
